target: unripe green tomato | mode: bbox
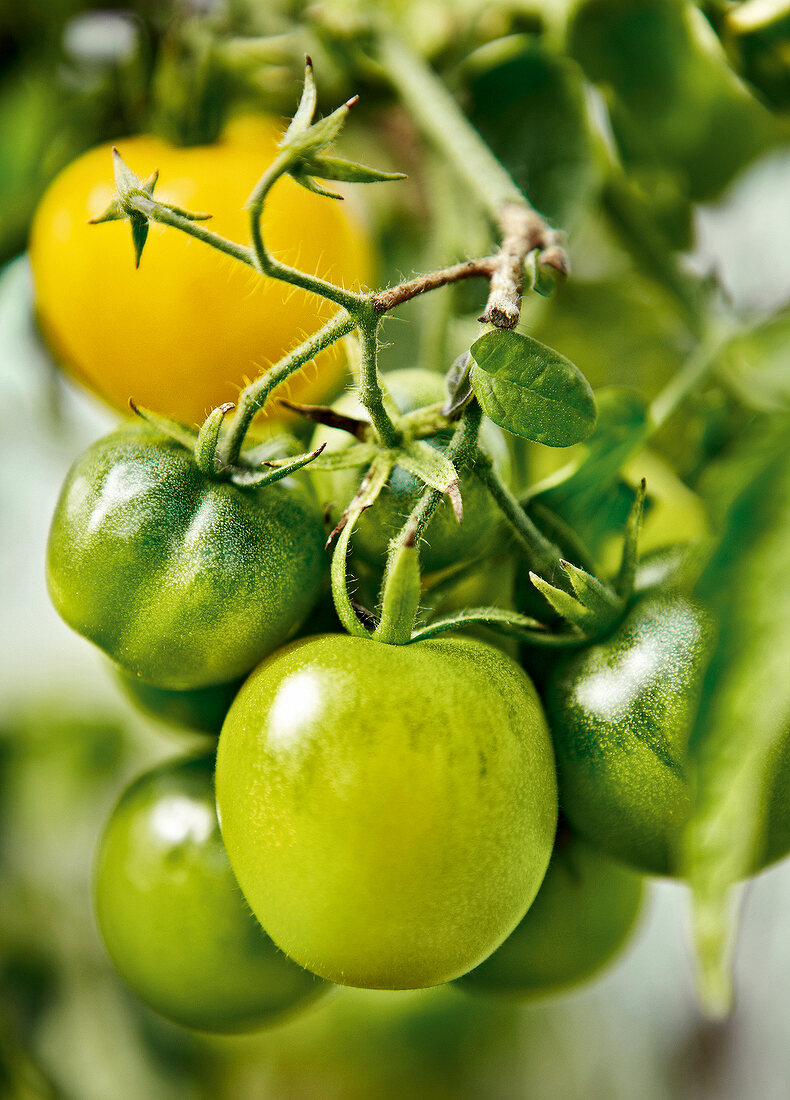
[116,670,242,735]
[216,634,557,990]
[310,368,512,572]
[95,755,325,1032]
[458,831,644,997]
[546,594,714,875]
[47,422,326,689]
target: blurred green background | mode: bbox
[3,0,790,1096]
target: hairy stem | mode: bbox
[246,153,366,314]
[222,311,356,465]
[376,33,524,219]
[474,450,565,579]
[129,194,256,267]
[356,318,401,447]
[479,204,537,328]
[396,402,482,554]
[371,257,496,312]
[375,32,568,325]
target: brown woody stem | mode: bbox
[371,257,496,313]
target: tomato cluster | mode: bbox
[36,385,637,1030]
[36,98,790,1036]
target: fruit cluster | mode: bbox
[48,353,785,1032]
[36,46,790,1036]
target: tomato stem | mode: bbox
[329,455,393,638]
[356,320,402,448]
[474,452,569,585]
[128,192,256,268]
[375,30,568,329]
[370,404,484,644]
[222,311,356,466]
[246,151,366,315]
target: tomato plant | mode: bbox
[95,754,325,1032]
[215,633,558,990]
[311,367,512,571]
[29,115,371,427]
[47,420,326,689]
[25,6,790,1055]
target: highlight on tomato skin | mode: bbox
[46,420,328,690]
[94,754,327,1034]
[29,114,372,428]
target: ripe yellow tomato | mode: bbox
[29,115,371,427]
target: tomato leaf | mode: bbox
[230,443,327,489]
[443,350,474,417]
[683,422,790,1015]
[469,330,597,447]
[397,439,462,522]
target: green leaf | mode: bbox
[129,401,196,452]
[721,308,790,411]
[111,146,139,198]
[442,350,474,417]
[306,442,378,472]
[561,561,623,624]
[410,606,574,646]
[469,330,597,447]
[194,402,234,475]
[375,542,422,645]
[397,439,462,521]
[529,573,596,631]
[282,55,318,146]
[129,215,149,268]
[567,0,779,201]
[291,172,344,200]
[229,443,327,489]
[329,456,392,637]
[683,422,790,1015]
[616,479,647,600]
[305,155,406,185]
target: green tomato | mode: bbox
[310,368,512,572]
[116,669,242,736]
[458,830,644,998]
[215,634,557,990]
[47,422,326,690]
[95,754,325,1032]
[546,594,714,875]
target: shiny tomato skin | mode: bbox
[215,633,558,990]
[95,754,325,1033]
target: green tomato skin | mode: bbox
[47,423,326,690]
[94,755,325,1033]
[215,633,558,990]
[116,669,242,735]
[458,832,644,997]
[547,595,714,876]
[310,368,512,572]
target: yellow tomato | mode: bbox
[29,115,371,427]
